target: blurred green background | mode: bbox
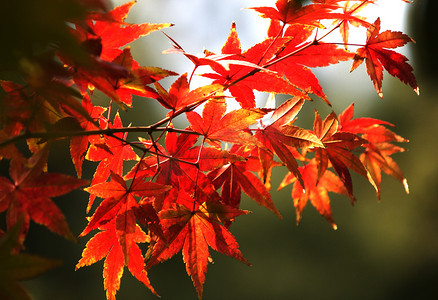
[4,0,438,299]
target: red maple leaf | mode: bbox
[81,172,171,239]
[350,18,419,97]
[202,23,305,108]
[150,131,226,211]
[249,0,339,28]
[146,192,250,299]
[151,131,200,188]
[65,2,174,109]
[153,73,223,113]
[208,144,282,218]
[70,47,175,110]
[186,98,265,146]
[62,94,107,178]
[123,131,223,215]
[85,112,138,212]
[0,81,41,136]
[162,33,277,84]
[0,81,77,138]
[268,24,354,104]
[93,47,177,108]
[76,1,173,61]
[0,148,88,244]
[256,97,324,188]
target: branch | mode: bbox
[226,39,319,89]
[0,126,201,149]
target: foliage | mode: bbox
[0,0,418,299]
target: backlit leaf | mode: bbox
[350,18,418,97]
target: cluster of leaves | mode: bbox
[0,0,418,299]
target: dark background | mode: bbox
[2,0,438,299]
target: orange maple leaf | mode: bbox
[256,97,323,188]
[76,220,157,300]
[338,104,409,199]
[312,110,367,200]
[279,159,349,229]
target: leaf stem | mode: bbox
[191,136,206,212]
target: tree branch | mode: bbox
[0,126,201,149]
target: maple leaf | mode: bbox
[268,25,354,104]
[153,73,223,113]
[65,2,174,109]
[338,104,409,199]
[0,81,67,138]
[0,218,62,300]
[76,219,157,300]
[208,144,282,218]
[151,130,199,188]
[162,33,276,81]
[350,18,419,97]
[83,47,177,108]
[249,0,339,28]
[68,56,132,110]
[62,94,107,178]
[85,112,138,212]
[0,130,26,164]
[256,97,324,188]
[312,110,367,199]
[76,1,173,61]
[202,23,306,108]
[279,159,349,229]
[70,47,169,110]
[146,192,250,299]
[126,134,244,184]
[0,148,88,244]
[337,0,372,49]
[186,98,265,146]
[79,172,171,300]
[81,172,171,241]
[147,131,225,211]
[125,132,221,215]
[0,81,42,136]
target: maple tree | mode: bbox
[0,0,419,299]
